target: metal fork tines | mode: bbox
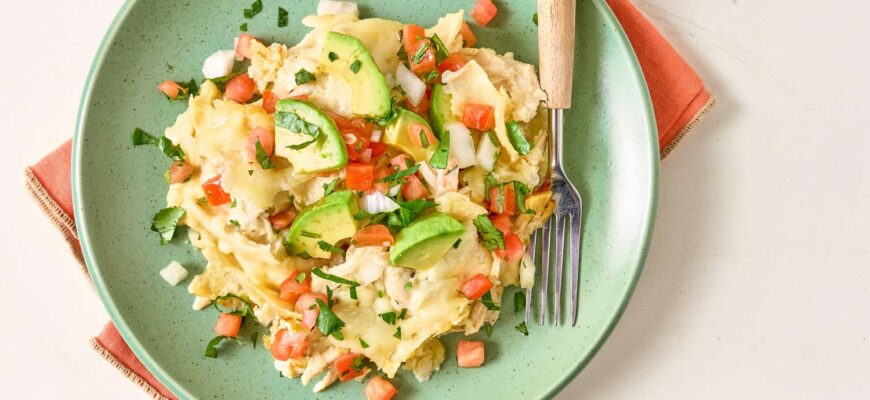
[538,109,583,326]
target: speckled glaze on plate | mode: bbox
[73,0,658,398]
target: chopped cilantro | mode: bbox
[300,231,321,238]
[515,321,529,336]
[251,331,258,348]
[349,286,358,300]
[428,129,450,169]
[294,68,316,85]
[423,70,439,83]
[315,298,345,338]
[255,139,275,169]
[377,290,384,298]
[286,137,317,150]
[131,128,186,161]
[297,251,311,259]
[506,121,531,155]
[483,173,498,201]
[398,308,407,320]
[247,169,254,176]
[379,312,397,325]
[474,215,505,251]
[351,355,365,372]
[411,43,429,64]
[404,281,413,291]
[204,335,242,358]
[294,272,307,284]
[229,219,240,228]
[419,129,430,148]
[243,0,263,18]
[277,7,288,27]
[151,207,185,245]
[378,164,420,185]
[311,268,359,286]
[367,96,400,127]
[484,323,493,337]
[481,291,501,310]
[533,13,538,25]
[328,52,338,62]
[452,238,462,249]
[349,60,362,73]
[430,34,449,62]
[213,294,256,320]
[359,337,369,348]
[513,181,535,215]
[240,23,248,32]
[393,327,402,339]
[230,198,237,208]
[196,197,208,205]
[514,291,526,314]
[322,178,340,196]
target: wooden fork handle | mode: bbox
[537,0,576,109]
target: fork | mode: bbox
[524,0,583,327]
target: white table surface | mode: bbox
[2,1,868,399]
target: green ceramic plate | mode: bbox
[73,0,658,398]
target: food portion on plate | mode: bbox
[136,0,553,396]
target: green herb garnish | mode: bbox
[506,121,531,155]
[514,291,526,314]
[229,219,240,228]
[286,137,317,150]
[429,129,450,169]
[393,327,402,339]
[419,129,430,148]
[300,231,321,238]
[295,272,307,283]
[349,286,358,300]
[328,52,338,62]
[484,323,493,337]
[513,181,534,214]
[132,128,186,161]
[350,60,362,73]
[251,331,258,348]
[243,0,263,18]
[411,43,429,64]
[481,291,501,310]
[151,207,185,245]
[311,268,359,286]
[277,7,288,27]
[452,238,462,249]
[377,290,384,298]
[240,23,248,32]
[378,164,420,186]
[379,312,397,325]
[483,173,498,201]
[294,68,316,85]
[255,139,275,169]
[230,198,237,208]
[404,282,413,291]
[367,96,400,127]
[315,298,345,338]
[322,178,340,196]
[204,336,242,358]
[533,13,538,25]
[474,215,505,251]
[213,294,256,319]
[398,308,407,320]
[359,338,369,348]
[430,34,449,62]
[515,321,529,336]
[297,251,311,259]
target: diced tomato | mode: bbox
[343,129,371,161]
[334,353,366,382]
[409,41,437,74]
[457,340,485,368]
[290,93,310,101]
[328,111,353,130]
[271,329,308,361]
[269,208,297,230]
[295,292,329,314]
[353,224,394,247]
[369,142,387,158]
[214,313,243,337]
[370,167,391,195]
[402,175,430,200]
[202,175,231,206]
[302,308,318,330]
[462,103,496,131]
[225,74,256,103]
[279,270,311,304]
[471,0,498,26]
[438,53,468,75]
[405,91,431,115]
[488,184,516,215]
[157,80,187,100]
[495,233,524,263]
[489,213,511,235]
[246,126,275,163]
[235,33,255,59]
[459,273,493,300]
[402,24,427,55]
[459,22,478,47]
[390,154,412,171]
[365,376,398,400]
[407,122,437,150]
[262,89,279,114]
[346,163,375,191]
[168,161,194,184]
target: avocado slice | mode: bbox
[274,99,347,173]
[383,108,439,162]
[320,31,391,118]
[285,191,360,259]
[389,212,466,270]
[429,84,456,139]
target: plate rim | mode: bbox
[72,1,659,398]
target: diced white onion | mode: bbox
[476,132,499,171]
[192,296,212,311]
[370,129,383,143]
[159,261,188,286]
[445,122,478,168]
[418,162,438,188]
[389,184,401,197]
[317,0,359,16]
[202,50,236,79]
[361,191,401,214]
[396,63,426,107]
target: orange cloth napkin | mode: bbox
[24,1,714,398]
